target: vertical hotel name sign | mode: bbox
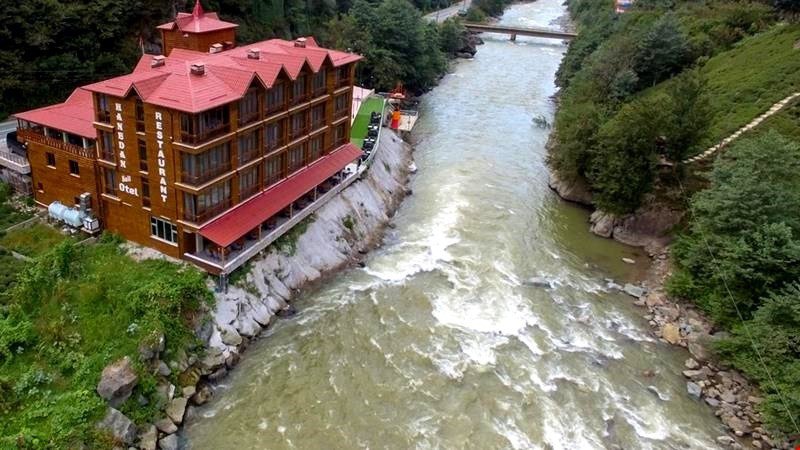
[114,102,139,196]
[155,112,168,203]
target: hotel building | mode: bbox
[12,1,364,276]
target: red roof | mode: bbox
[82,38,361,114]
[157,0,238,33]
[14,88,95,139]
[200,143,363,247]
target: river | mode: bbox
[184,1,730,448]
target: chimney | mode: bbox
[294,37,307,48]
[151,55,166,68]
[190,62,206,75]
[247,48,260,60]
[209,43,223,54]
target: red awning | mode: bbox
[199,143,363,247]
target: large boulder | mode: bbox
[97,357,138,407]
[548,170,593,206]
[96,408,137,445]
[166,397,188,425]
[158,434,178,450]
[661,323,681,345]
[589,210,616,238]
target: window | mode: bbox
[265,120,285,150]
[266,83,285,114]
[135,98,145,132]
[334,94,349,118]
[335,66,350,87]
[142,177,151,208]
[288,144,305,172]
[311,104,326,129]
[290,111,307,139]
[238,131,259,164]
[239,166,259,200]
[292,75,307,104]
[150,216,178,244]
[239,88,259,125]
[309,135,323,162]
[183,181,232,222]
[100,131,114,162]
[103,168,117,195]
[312,69,326,94]
[334,123,346,145]
[181,142,231,185]
[97,94,111,122]
[180,106,230,144]
[37,182,44,192]
[265,154,284,187]
[45,152,55,167]
[68,160,80,176]
[138,140,148,172]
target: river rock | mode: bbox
[685,358,700,370]
[524,276,552,288]
[548,170,593,206]
[688,340,712,362]
[155,418,177,434]
[623,284,646,298]
[182,385,196,398]
[687,382,702,398]
[191,385,213,406]
[219,325,243,346]
[138,332,165,361]
[683,369,708,381]
[277,304,298,318]
[622,257,636,264]
[199,348,225,371]
[166,397,188,425]
[96,408,137,445]
[717,436,735,446]
[158,434,178,450]
[97,357,138,407]
[589,210,616,238]
[138,424,157,450]
[157,360,171,377]
[724,415,752,434]
[706,397,721,408]
[661,323,681,344]
[720,390,737,404]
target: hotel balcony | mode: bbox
[0,149,30,174]
[17,128,95,159]
[183,143,364,276]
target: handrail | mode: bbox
[17,129,95,159]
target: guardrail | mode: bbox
[0,150,30,174]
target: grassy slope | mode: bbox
[0,237,211,448]
[350,96,386,148]
[698,23,800,150]
[0,224,68,257]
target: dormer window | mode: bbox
[97,94,111,123]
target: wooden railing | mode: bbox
[289,126,309,140]
[17,129,95,159]
[238,111,260,127]
[180,124,230,145]
[181,162,232,185]
[336,77,351,89]
[184,199,232,224]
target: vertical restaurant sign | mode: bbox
[155,111,168,203]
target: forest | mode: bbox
[551,0,800,435]
[0,0,474,120]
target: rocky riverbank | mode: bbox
[627,246,790,449]
[96,130,414,449]
[548,148,788,449]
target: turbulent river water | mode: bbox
[185,1,730,448]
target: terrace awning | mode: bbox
[199,143,363,247]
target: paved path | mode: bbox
[684,92,800,164]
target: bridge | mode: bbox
[463,23,577,41]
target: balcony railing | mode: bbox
[335,77,351,89]
[266,136,286,152]
[289,126,308,140]
[184,199,232,224]
[334,108,349,119]
[17,129,95,159]
[181,162,232,185]
[240,183,260,200]
[239,111,260,127]
[266,100,286,115]
[180,124,230,145]
[238,147,261,165]
[0,150,30,174]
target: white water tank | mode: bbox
[47,201,86,228]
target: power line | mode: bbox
[673,172,800,436]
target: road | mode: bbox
[0,119,16,153]
[424,0,470,23]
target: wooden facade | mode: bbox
[15,6,360,268]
